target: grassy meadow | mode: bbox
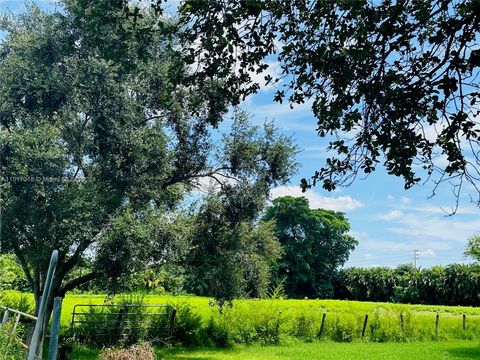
[60,294,480,342]
[73,341,480,360]
[3,291,479,342]
[2,291,480,359]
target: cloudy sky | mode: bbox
[2,0,479,268]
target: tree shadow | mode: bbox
[445,346,480,359]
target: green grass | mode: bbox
[72,340,480,360]
[59,293,480,342]
[59,293,480,326]
[2,291,479,326]
[2,292,480,346]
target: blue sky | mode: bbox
[234,73,479,268]
[2,0,479,269]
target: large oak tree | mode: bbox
[263,196,357,298]
[0,0,297,317]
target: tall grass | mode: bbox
[2,292,479,347]
[0,321,27,360]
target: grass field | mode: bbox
[3,291,479,326]
[2,291,480,359]
[73,340,480,359]
[2,291,480,343]
[61,294,480,342]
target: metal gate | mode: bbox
[70,303,176,346]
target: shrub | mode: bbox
[292,314,316,342]
[367,309,404,342]
[0,291,35,315]
[0,255,29,292]
[328,315,356,342]
[165,302,202,346]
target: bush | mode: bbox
[328,316,356,342]
[292,314,316,342]
[0,255,29,292]
[0,291,35,315]
[163,302,201,346]
[367,309,404,342]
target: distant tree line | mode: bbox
[333,264,480,306]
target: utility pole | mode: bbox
[413,249,419,270]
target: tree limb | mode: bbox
[59,272,98,296]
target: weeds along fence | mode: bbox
[0,305,37,357]
[66,298,480,347]
[158,301,480,347]
[70,303,176,347]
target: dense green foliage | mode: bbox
[179,0,480,206]
[0,293,33,360]
[186,196,282,300]
[263,196,357,298]
[465,235,480,261]
[0,254,29,292]
[333,264,480,306]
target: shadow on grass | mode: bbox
[446,346,480,359]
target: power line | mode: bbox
[413,249,419,270]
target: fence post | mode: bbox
[362,314,368,338]
[435,314,439,337]
[6,313,22,350]
[1,309,9,327]
[27,250,58,360]
[274,311,282,344]
[318,313,326,339]
[169,308,177,337]
[400,313,405,338]
[462,313,466,331]
[47,297,62,360]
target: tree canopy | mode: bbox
[263,196,357,298]
[186,191,282,300]
[0,1,297,311]
[180,0,480,209]
[465,235,480,261]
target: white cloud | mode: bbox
[243,98,316,132]
[401,197,411,205]
[360,239,415,252]
[419,249,436,257]
[407,204,480,216]
[270,185,363,211]
[348,231,368,240]
[378,210,404,220]
[384,210,479,243]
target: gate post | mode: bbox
[27,250,59,360]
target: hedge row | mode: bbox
[333,264,480,306]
